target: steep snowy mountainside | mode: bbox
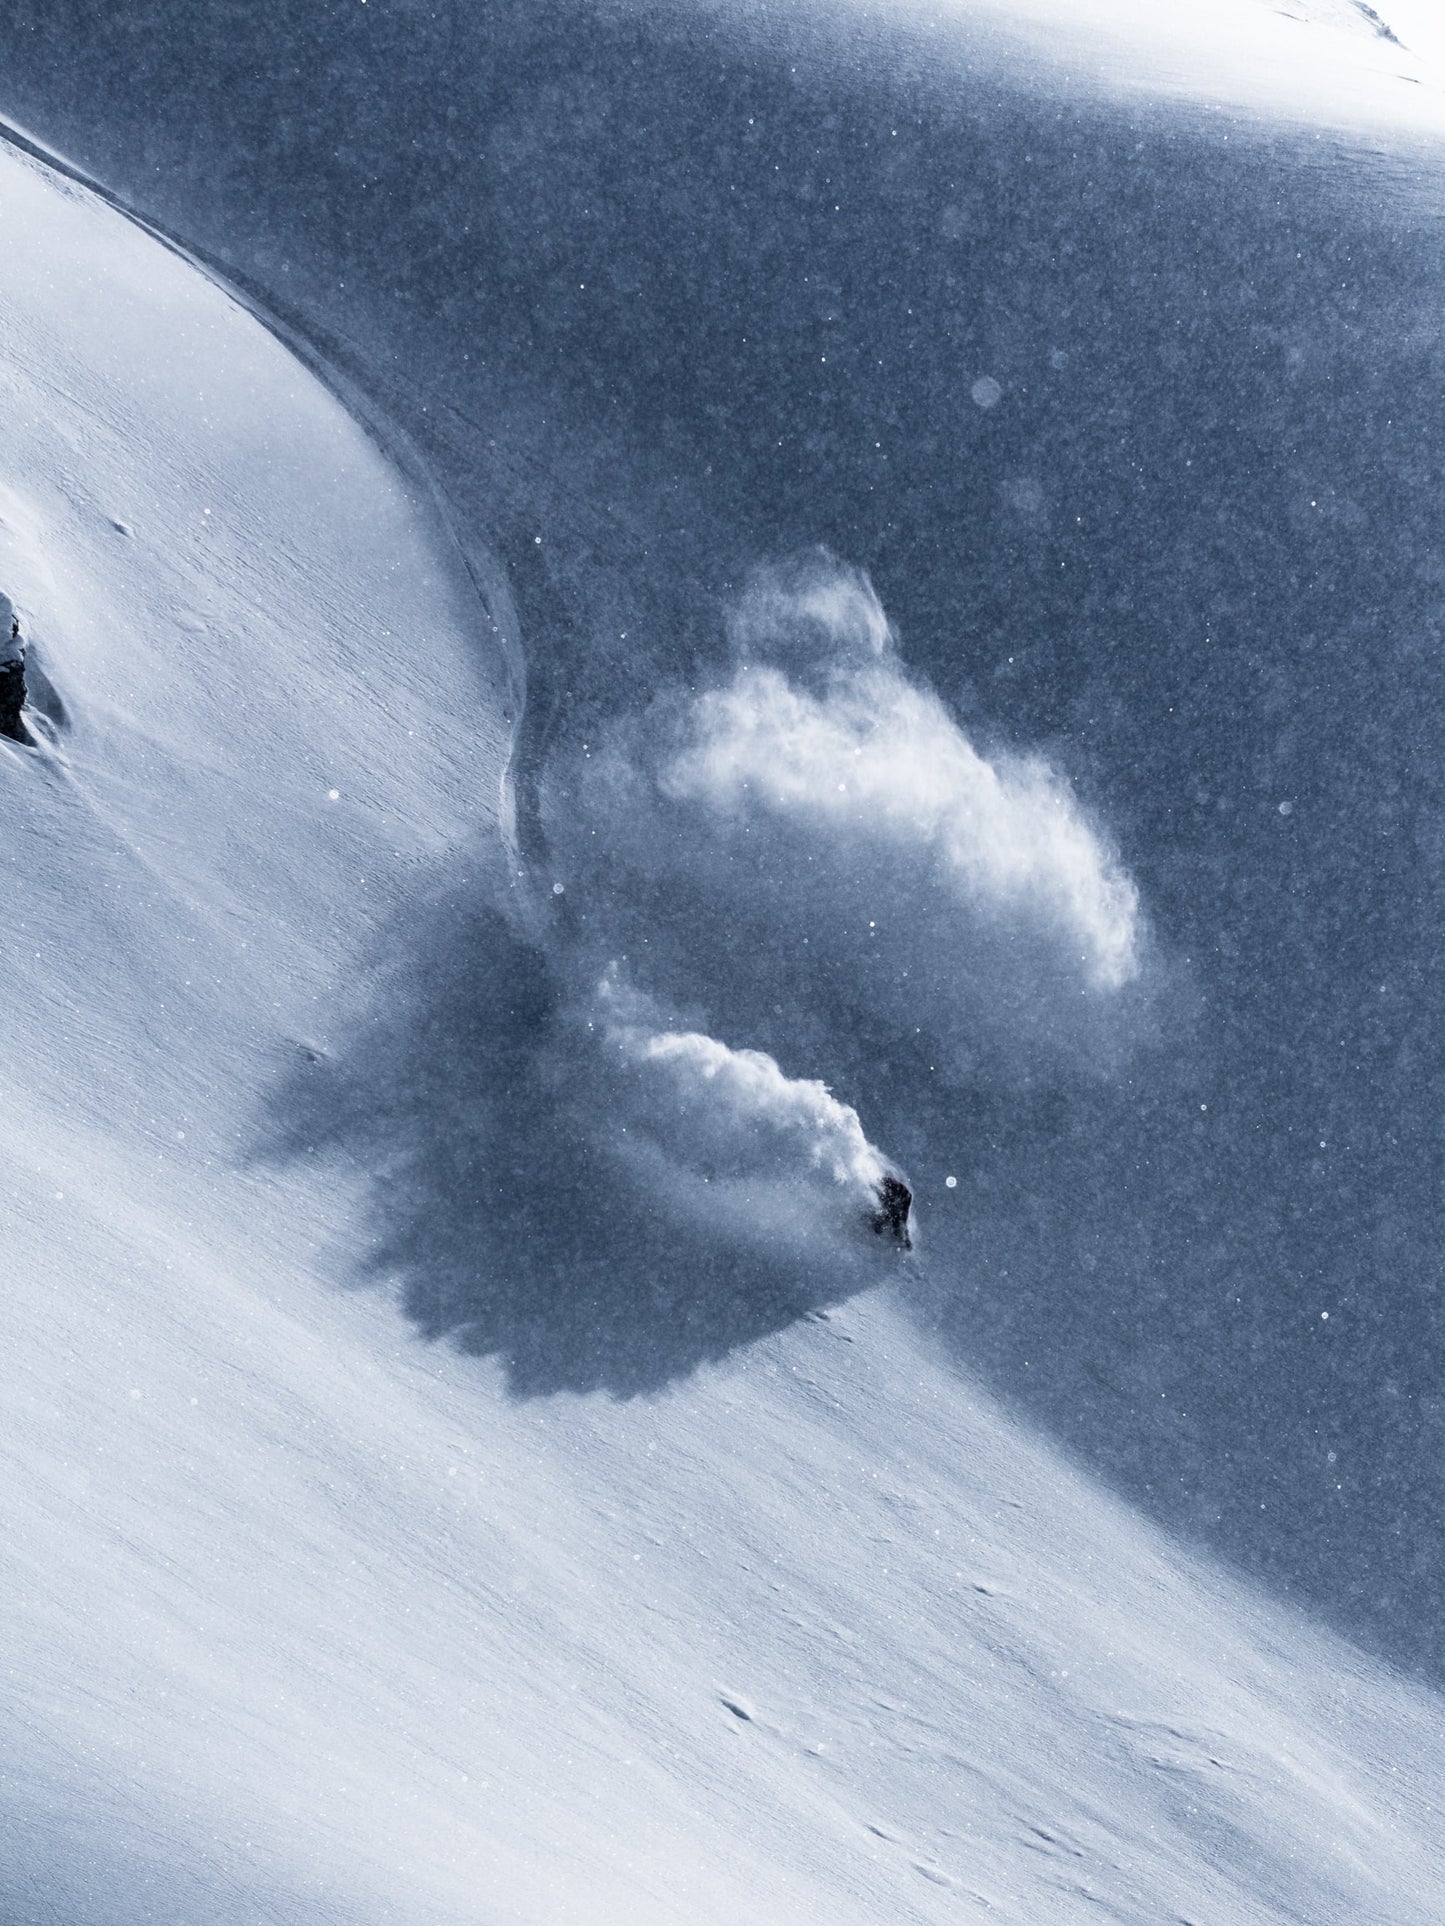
[3,135,1445,1926]
[11,3,1445,1684]
[10,11,1445,1698]
[0,138,512,1922]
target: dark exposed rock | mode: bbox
[870,1174,913,1251]
[0,617,27,744]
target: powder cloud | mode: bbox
[543,554,1147,1085]
[597,968,888,1187]
[663,656,1138,993]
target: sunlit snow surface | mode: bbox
[777,0,1445,132]
[2,2,1445,1920]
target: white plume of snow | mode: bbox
[727,550,895,673]
[667,578,1139,992]
[589,966,897,1249]
[551,555,1144,1078]
[617,1021,888,1185]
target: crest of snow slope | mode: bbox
[2,139,1445,1926]
[711,0,1445,138]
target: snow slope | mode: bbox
[782,0,1445,136]
[2,114,1444,1926]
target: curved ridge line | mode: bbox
[0,110,529,868]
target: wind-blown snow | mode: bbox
[596,965,896,1245]
[669,658,1138,987]
[550,555,1143,1081]
[666,569,1139,990]
[609,1013,887,1190]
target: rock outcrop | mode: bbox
[0,611,27,744]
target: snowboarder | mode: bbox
[870,1173,913,1251]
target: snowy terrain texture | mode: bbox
[2,1,1445,1920]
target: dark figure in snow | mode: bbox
[870,1173,913,1251]
[0,616,27,744]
